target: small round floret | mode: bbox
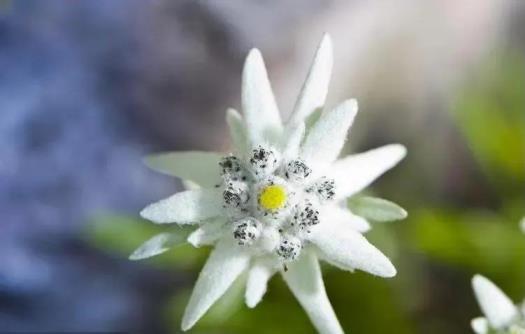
[276,235,302,261]
[233,218,261,246]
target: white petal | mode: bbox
[282,122,305,160]
[129,231,187,260]
[141,188,223,224]
[520,216,525,234]
[471,317,489,334]
[282,249,343,334]
[287,34,333,131]
[182,180,200,190]
[309,221,396,277]
[242,49,282,146]
[347,196,407,223]
[472,275,518,329]
[322,205,371,233]
[226,108,248,156]
[187,219,226,247]
[181,239,250,331]
[300,99,358,170]
[245,257,277,308]
[144,151,222,188]
[331,144,407,199]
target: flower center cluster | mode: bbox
[258,185,287,211]
[219,145,336,263]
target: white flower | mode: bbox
[471,274,525,334]
[133,34,407,333]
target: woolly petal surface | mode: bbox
[300,99,357,170]
[144,152,222,188]
[287,34,333,131]
[472,275,518,329]
[226,108,248,156]
[245,257,277,308]
[282,122,305,160]
[181,239,250,331]
[321,205,371,233]
[309,221,396,277]
[129,231,187,260]
[471,317,489,334]
[331,144,407,199]
[282,249,343,334]
[242,49,282,146]
[187,219,226,247]
[141,188,223,224]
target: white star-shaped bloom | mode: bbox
[471,275,525,334]
[132,34,407,333]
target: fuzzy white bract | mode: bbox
[471,275,525,334]
[133,34,407,333]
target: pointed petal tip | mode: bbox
[319,33,333,51]
[340,98,358,114]
[139,206,152,221]
[372,254,397,278]
[392,143,408,159]
[383,262,397,278]
[471,317,489,334]
[473,274,484,283]
[139,204,171,224]
[186,234,199,248]
[226,107,239,117]
[245,48,263,65]
[139,204,164,223]
[472,274,518,329]
[366,244,397,278]
[180,319,193,332]
[245,298,258,309]
[128,254,141,261]
[472,274,490,290]
[244,286,264,309]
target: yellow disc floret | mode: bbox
[259,185,287,211]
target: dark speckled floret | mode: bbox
[233,218,260,246]
[276,236,302,261]
[307,177,336,201]
[249,146,277,176]
[223,181,249,209]
[284,160,312,182]
[219,155,246,181]
[291,200,319,230]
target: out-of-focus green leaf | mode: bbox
[348,196,408,222]
[452,51,525,196]
[408,209,525,297]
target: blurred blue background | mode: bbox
[0,0,524,333]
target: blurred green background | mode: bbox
[2,1,524,333]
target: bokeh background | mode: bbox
[1,0,524,333]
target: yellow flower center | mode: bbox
[259,185,287,211]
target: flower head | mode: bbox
[132,34,407,333]
[471,275,525,334]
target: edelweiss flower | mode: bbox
[471,275,525,334]
[132,34,407,333]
